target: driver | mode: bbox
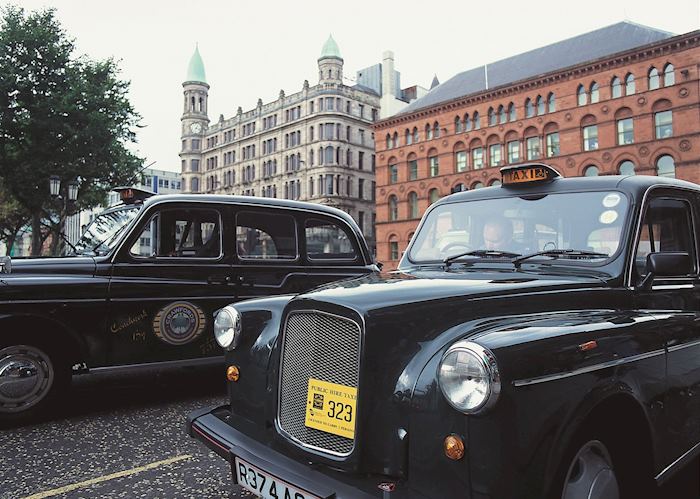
[483,217,515,251]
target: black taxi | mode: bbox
[187,164,700,499]
[0,191,376,421]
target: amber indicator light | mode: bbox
[226,365,240,382]
[444,434,465,460]
[578,340,598,352]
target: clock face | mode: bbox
[190,122,202,134]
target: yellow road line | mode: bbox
[22,454,193,499]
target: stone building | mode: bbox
[180,37,380,249]
[373,22,700,269]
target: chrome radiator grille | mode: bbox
[278,310,361,456]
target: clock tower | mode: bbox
[180,45,209,193]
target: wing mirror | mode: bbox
[638,252,693,290]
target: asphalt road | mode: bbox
[0,366,697,499]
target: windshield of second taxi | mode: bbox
[72,206,141,256]
[409,191,629,264]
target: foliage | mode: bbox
[0,5,142,255]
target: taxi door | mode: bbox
[105,203,236,366]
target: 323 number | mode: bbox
[327,400,353,422]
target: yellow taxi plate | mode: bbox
[304,378,357,439]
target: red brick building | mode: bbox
[373,23,700,269]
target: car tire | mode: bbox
[0,340,70,424]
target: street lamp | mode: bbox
[49,176,61,197]
[67,181,79,201]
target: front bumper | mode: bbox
[187,405,421,499]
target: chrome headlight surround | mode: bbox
[438,340,501,415]
[213,306,242,350]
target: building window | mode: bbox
[389,195,398,221]
[655,110,673,138]
[392,132,399,148]
[472,147,484,169]
[547,93,555,113]
[433,122,440,138]
[625,73,635,95]
[386,134,391,149]
[455,116,463,133]
[619,160,635,175]
[498,105,506,124]
[426,124,432,140]
[489,144,503,167]
[611,77,622,98]
[526,136,541,160]
[582,125,598,151]
[408,159,418,180]
[648,67,660,90]
[488,107,496,126]
[413,127,419,143]
[465,114,472,131]
[508,103,516,121]
[536,96,545,115]
[408,192,418,219]
[390,239,399,260]
[191,177,200,192]
[191,159,200,172]
[525,98,534,118]
[584,165,599,177]
[590,82,599,103]
[617,118,634,145]
[656,155,675,178]
[455,151,467,172]
[507,140,519,163]
[577,84,587,106]
[429,155,439,177]
[471,182,484,190]
[473,112,480,129]
[663,63,675,86]
[389,164,398,184]
[546,132,560,157]
[358,178,364,199]
[405,129,412,145]
[429,188,439,204]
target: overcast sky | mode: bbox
[6,0,700,173]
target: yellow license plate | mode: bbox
[304,378,357,439]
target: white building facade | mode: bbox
[180,37,380,249]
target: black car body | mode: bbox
[0,194,375,420]
[188,164,700,499]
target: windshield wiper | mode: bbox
[444,249,522,269]
[511,249,609,268]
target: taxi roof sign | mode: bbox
[114,186,156,204]
[500,163,561,186]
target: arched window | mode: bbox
[656,155,675,178]
[465,113,472,131]
[488,107,496,126]
[577,84,587,106]
[489,179,502,187]
[525,98,534,118]
[413,127,419,143]
[611,77,622,98]
[392,132,399,148]
[648,67,660,90]
[429,188,440,204]
[408,192,419,219]
[433,122,440,138]
[584,165,599,177]
[498,105,506,124]
[625,73,635,95]
[388,235,399,260]
[663,63,675,86]
[405,129,412,145]
[547,93,556,113]
[590,82,599,103]
[536,95,545,115]
[386,134,391,149]
[452,183,465,193]
[426,124,432,140]
[318,147,324,165]
[471,181,484,190]
[388,195,398,221]
[618,160,635,175]
[508,102,516,121]
[454,116,462,133]
[473,111,481,129]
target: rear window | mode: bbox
[236,211,297,260]
[305,219,357,260]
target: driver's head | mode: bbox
[483,217,513,250]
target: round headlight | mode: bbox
[214,306,242,350]
[438,341,500,414]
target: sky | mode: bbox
[5,0,700,173]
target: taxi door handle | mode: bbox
[207,275,232,285]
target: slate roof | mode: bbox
[400,22,675,115]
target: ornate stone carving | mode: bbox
[442,178,449,186]
[380,154,385,160]
[679,139,691,151]
[442,140,448,147]
[601,105,609,114]
[380,188,386,195]
[637,96,647,106]
[499,126,504,132]
[679,87,689,98]
[399,150,404,157]
[566,158,575,168]
[639,146,650,157]
[419,145,425,152]
[602,152,612,163]
[518,121,523,128]
[399,185,405,192]
[565,113,572,121]
[419,182,426,189]
[537,117,543,124]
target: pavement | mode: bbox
[0,366,697,499]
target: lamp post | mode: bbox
[48,177,80,255]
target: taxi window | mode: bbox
[305,219,357,260]
[236,211,297,260]
[129,208,221,258]
[634,197,696,277]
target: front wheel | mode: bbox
[0,343,68,421]
[561,439,619,499]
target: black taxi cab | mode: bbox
[0,191,376,421]
[188,164,700,499]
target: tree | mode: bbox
[0,179,29,255]
[0,6,142,255]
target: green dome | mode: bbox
[319,34,342,60]
[186,45,207,83]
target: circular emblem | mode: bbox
[399,150,404,157]
[442,178,449,186]
[679,87,689,98]
[601,105,609,114]
[380,154,385,160]
[153,301,206,346]
[518,121,523,128]
[419,145,425,152]
[566,158,576,168]
[679,139,691,151]
[602,152,612,163]
[399,185,405,192]
[442,139,448,146]
[419,181,426,189]
[380,187,386,195]
[639,146,650,157]
[565,113,572,122]
[637,96,647,106]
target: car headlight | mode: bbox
[438,341,500,414]
[214,306,242,350]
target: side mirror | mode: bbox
[639,252,693,290]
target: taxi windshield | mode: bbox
[408,191,629,265]
[72,205,141,256]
